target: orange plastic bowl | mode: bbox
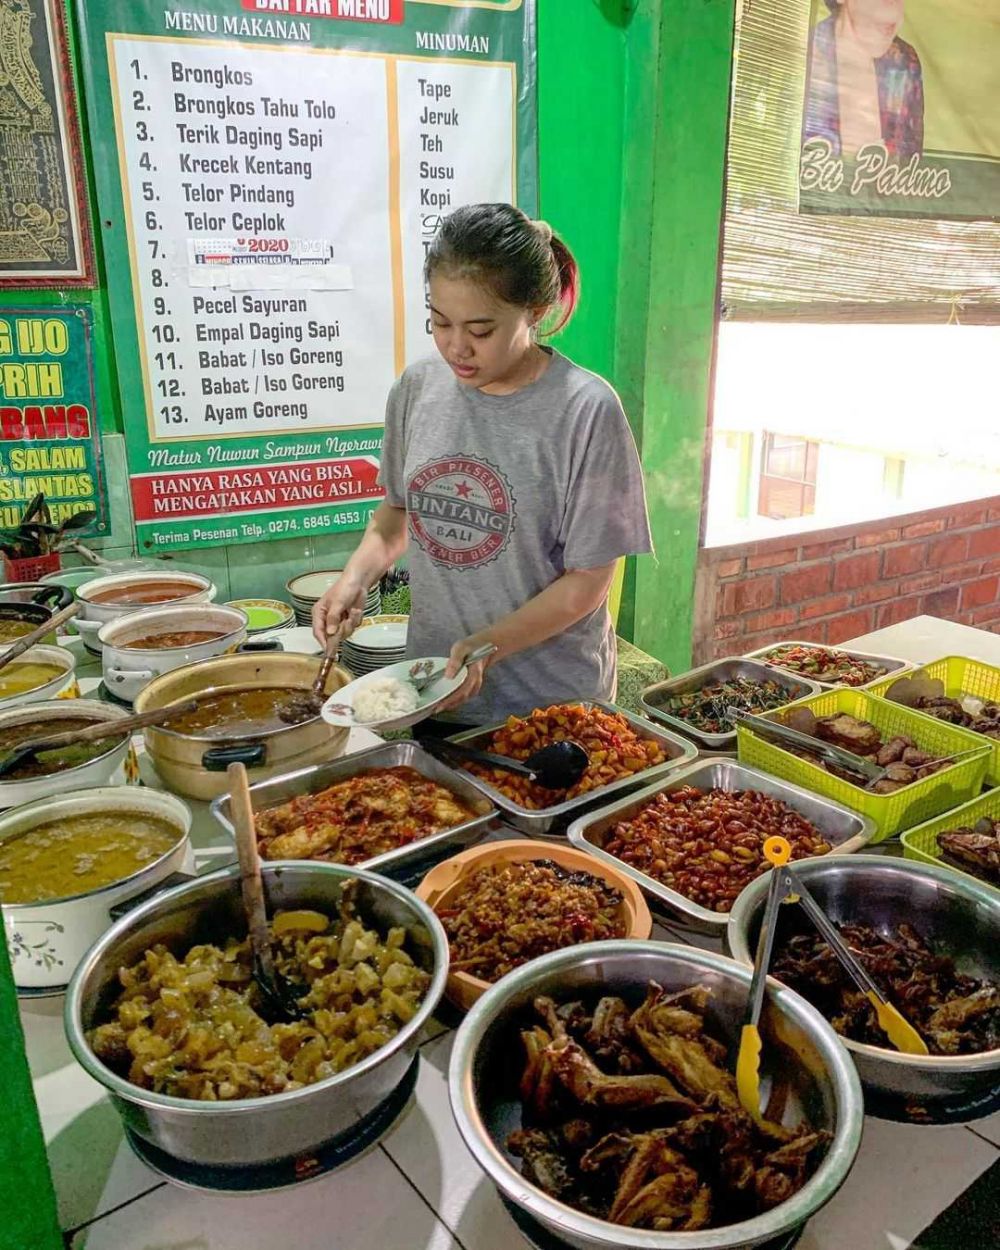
[415,839,653,1011]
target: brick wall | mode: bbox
[693,497,1000,665]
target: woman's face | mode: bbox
[844,0,904,49]
[429,272,541,390]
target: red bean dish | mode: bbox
[603,786,832,914]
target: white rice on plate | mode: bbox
[352,675,420,723]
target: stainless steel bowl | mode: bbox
[727,855,1000,1122]
[449,941,863,1250]
[65,862,448,1167]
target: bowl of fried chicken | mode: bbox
[448,941,862,1249]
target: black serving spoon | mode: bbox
[419,735,589,791]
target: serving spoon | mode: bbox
[227,761,307,1023]
[419,735,589,792]
[0,700,199,780]
[0,601,79,678]
[276,642,339,724]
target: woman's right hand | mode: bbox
[312,575,368,647]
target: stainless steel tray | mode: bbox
[210,741,499,879]
[640,657,820,750]
[566,757,876,933]
[744,640,912,690]
[448,701,698,835]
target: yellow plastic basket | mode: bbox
[901,789,1000,897]
[868,656,1000,786]
[736,688,990,843]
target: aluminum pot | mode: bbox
[100,603,249,703]
[133,650,351,800]
[65,862,448,1166]
[727,855,1000,1122]
[2,787,192,991]
[0,700,137,810]
[75,571,216,653]
[0,643,78,710]
[449,941,863,1250]
[0,581,73,644]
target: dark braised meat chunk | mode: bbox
[815,713,882,755]
[505,984,831,1231]
[937,817,1000,886]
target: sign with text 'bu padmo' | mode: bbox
[75,0,538,553]
[0,306,108,533]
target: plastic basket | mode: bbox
[901,789,1000,897]
[868,656,1000,787]
[2,553,60,582]
[736,688,990,843]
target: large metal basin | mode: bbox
[65,862,448,1167]
[727,855,1000,1122]
[449,941,863,1250]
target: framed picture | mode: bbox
[0,0,94,286]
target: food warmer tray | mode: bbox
[640,656,820,751]
[447,701,698,836]
[566,757,875,933]
[743,639,911,690]
[210,741,499,879]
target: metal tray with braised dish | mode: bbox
[568,758,874,933]
[744,640,910,689]
[210,741,497,880]
[449,701,697,836]
[641,657,820,750]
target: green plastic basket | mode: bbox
[868,655,1000,787]
[736,688,990,843]
[901,789,1000,897]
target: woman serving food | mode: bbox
[313,203,651,725]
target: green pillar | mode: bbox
[0,935,62,1250]
[616,0,736,670]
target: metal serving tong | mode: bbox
[736,835,927,1122]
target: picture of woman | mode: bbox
[803,0,924,159]
[313,203,652,726]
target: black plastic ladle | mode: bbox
[419,736,589,791]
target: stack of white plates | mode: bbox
[286,569,380,627]
[340,616,409,676]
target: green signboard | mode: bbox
[75,0,538,553]
[0,305,107,533]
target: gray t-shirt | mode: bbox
[377,349,652,723]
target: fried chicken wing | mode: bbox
[551,1041,696,1113]
[629,984,738,1109]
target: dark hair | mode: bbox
[424,203,580,334]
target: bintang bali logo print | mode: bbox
[408,456,516,570]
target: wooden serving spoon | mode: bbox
[0,700,198,780]
[0,601,79,677]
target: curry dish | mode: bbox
[507,986,830,1230]
[0,717,125,781]
[0,620,38,643]
[88,580,203,606]
[254,765,475,865]
[167,685,314,737]
[0,661,65,699]
[125,630,227,650]
[88,886,430,1100]
[0,812,179,904]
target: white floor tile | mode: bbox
[796,1117,998,1250]
[965,1110,1000,1148]
[71,1144,459,1250]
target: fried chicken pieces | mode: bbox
[506,985,829,1231]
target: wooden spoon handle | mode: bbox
[312,646,338,697]
[227,761,276,981]
[0,601,79,676]
[12,699,199,752]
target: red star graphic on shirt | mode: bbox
[454,480,473,498]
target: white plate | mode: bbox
[348,621,408,651]
[286,568,347,600]
[321,657,465,731]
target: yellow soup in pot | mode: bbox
[0,620,37,643]
[0,813,180,904]
[0,661,64,698]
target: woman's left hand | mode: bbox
[439,636,496,711]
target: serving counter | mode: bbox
[17,617,1000,1250]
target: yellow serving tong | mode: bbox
[736,836,928,1122]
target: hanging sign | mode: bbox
[75,0,537,553]
[0,1,94,286]
[799,0,1000,220]
[0,306,108,532]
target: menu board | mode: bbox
[0,306,107,533]
[76,0,537,553]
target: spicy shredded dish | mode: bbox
[464,704,666,810]
[602,786,832,914]
[436,859,626,982]
[88,887,430,1100]
[254,765,476,864]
